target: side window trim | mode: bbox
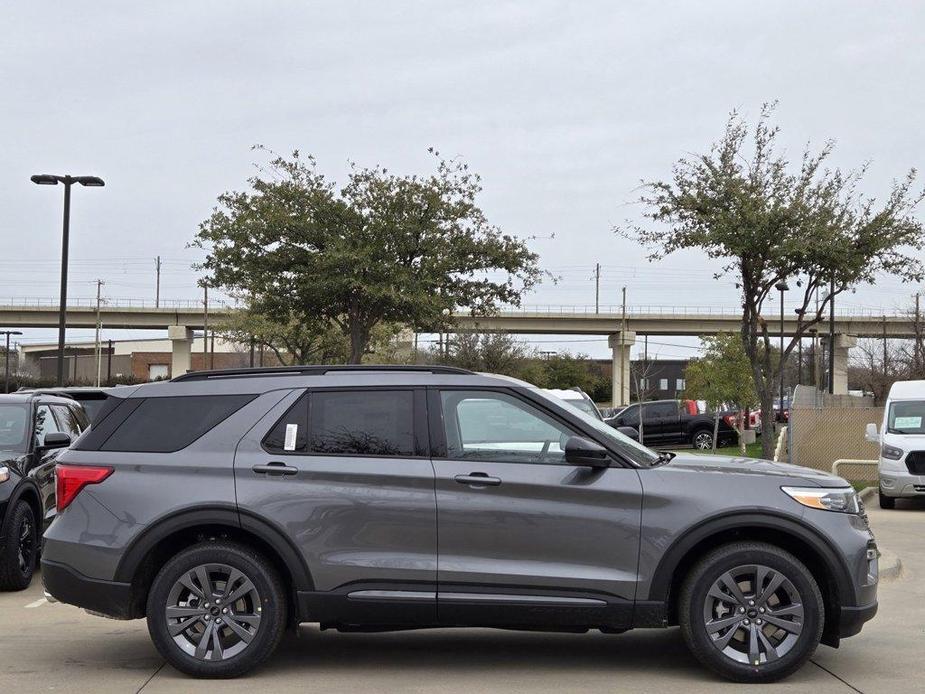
[262,386,428,459]
[432,386,581,466]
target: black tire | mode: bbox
[146,541,286,678]
[691,428,715,451]
[879,490,896,509]
[679,541,824,683]
[0,500,38,591]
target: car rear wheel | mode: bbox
[679,541,824,683]
[878,490,896,509]
[146,541,286,678]
[0,501,37,591]
[692,429,714,450]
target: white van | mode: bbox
[865,379,925,508]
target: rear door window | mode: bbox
[100,395,255,452]
[263,390,417,457]
[309,390,414,456]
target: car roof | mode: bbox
[116,365,530,399]
[887,380,925,401]
[0,391,77,405]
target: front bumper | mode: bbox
[836,601,878,639]
[41,558,135,620]
[880,469,925,497]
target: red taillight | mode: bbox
[723,414,736,427]
[56,464,113,512]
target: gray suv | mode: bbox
[41,366,878,682]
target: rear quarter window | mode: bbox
[100,394,255,453]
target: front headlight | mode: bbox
[782,486,860,514]
[0,466,9,484]
[881,444,904,460]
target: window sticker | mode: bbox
[893,416,922,429]
[284,423,299,451]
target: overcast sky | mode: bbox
[2,1,924,358]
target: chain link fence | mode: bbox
[789,385,881,483]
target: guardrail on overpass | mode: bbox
[0,299,915,336]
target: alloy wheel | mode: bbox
[702,563,804,666]
[17,516,35,574]
[165,563,263,661]
[694,432,714,450]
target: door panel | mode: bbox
[432,389,643,627]
[234,388,437,623]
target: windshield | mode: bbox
[563,398,602,420]
[530,388,660,466]
[0,403,30,453]
[887,400,925,434]
[77,398,107,424]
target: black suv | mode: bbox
[0,391,88,589]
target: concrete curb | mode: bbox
[858,487,904,581]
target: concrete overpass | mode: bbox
[0,300,914,403]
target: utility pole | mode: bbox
[202,285,209,371]
[2,330,23,393]
[620,286,627,406]
[882,315,888,376]
[916,293,921,375]
[155,256,161,308]
[106,339,113,386]
[595,264,601,314]
[94,279,105,387]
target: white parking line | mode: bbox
[24,598,47,609]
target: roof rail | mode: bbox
[171,364,475,382]
[12,388,75,400]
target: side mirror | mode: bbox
[40,432,72,450]
[864,423,880,444]
[564,436,610,468]
[616,426,639,441]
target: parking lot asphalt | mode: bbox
[1,499,920,694]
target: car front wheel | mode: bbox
[146,541,286,678]
[0,500,38,591]
[878,490,896,509]
[679,541,824,683]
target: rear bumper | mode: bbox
[837,601,878,639]
[41,558,135,620]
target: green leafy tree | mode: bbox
[216,305,349,365]
[684,333,759,453]
[430,332,533,375]
[621,104,925,457]
[194,148,542,363]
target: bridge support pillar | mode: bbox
[831,334,856,395]
[609,331,636,407]
[168,325,193,376]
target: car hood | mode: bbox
[663,453,849,487]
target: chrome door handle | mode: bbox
[454,473,501,487]
[252,462,298,476]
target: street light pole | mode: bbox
[2,330,23,393]
[31,174,104,386]
[775,280,789,415]
[828,276,836,395]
